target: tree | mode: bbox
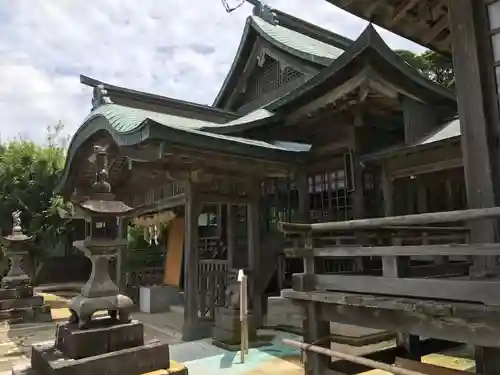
[0,122,71,257]
[396,49,455,88]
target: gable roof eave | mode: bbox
[213,12,353,110]
[212,18,256,108]
[266,24,456,113]
[251,17,334,67]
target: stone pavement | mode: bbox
[0,290,478,375]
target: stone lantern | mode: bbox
[11,145,172,375]
[67,145,135,329]
[0,211,51,322]
[1,211,32,289]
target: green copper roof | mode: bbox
[57,103,309,194]
[88,103,303,151]
[213,10,353,109]
[86,104,275,134]
[85,103,214,133]
[252,16,345,63]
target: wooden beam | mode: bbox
[279,206,500,234]
[198,193,253,205]
[422,15,448,44]
[313,299,500,348]
[388,0,420,27]
[389,158,463,180]
[133,194,186,216]
[285,243,500,258]
[365,0,383,19]
[294,274,500,305]
[290,66,424,121]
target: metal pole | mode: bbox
[282,339,428,375]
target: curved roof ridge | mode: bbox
[267,24,455,111]
[272,9,353,50]
[213,9,353,109]
[80,75,238,120]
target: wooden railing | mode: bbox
[198,259,228,319]
[280,207,500,306]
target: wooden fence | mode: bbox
[280,207,500,305]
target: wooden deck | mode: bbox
[279,207,500,374]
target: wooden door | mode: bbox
[163,216,185,287]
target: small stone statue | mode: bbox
[12,210,22,233]
[224,274,240,310]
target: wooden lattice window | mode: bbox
[309,169,353,223]
[281,66,303,86]
[487,0,500,94]
[261,178,298,233]
[236,56,304,108]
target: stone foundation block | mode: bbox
[213,308,256,345]
[29,339,170,375]
[2,275,31,290]
[0,295,43,310]
[55,318,144,359]
[0,304,51,324]
[0,286,33,300]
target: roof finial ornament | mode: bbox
[91,84,113,110]
[221,0,276,25]
[252,1,276,25]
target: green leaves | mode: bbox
[0,123,70,256]
[396,49,455,88]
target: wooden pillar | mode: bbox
[116,218,128,293]
[448,0,500,273]
[416,176,428,214]
[381,165,394,217]
[303,302,331,375]
[226,204,235,270]
[449,1,500,370]
[396,334,422,362]
[296,170,310,223]
[384,236,421,361]
[247,188,262,326]
[476,347,500,375]
[182,181,202,341]
[352,114,365,219]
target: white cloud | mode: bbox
[0,0,426,143]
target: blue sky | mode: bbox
[0,0,425,144]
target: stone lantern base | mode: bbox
[0,286,52,323]
[213,307,257,347]
[11,316,173,375]
[0,249,51,324]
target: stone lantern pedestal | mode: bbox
[67,239,134,329]
[12,145,174,375]
[0,213,51,323]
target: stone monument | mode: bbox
[0,211,51,323]
[12,145,172,375]
[213,271,257,349]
